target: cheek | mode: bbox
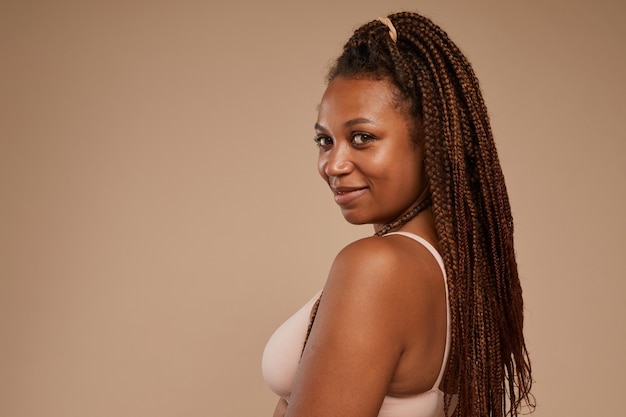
[408,159,426,192]
[389,153,424,192]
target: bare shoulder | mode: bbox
[328,234,443,293]
[317,234,445,337]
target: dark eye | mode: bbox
[314,136,333,148]
[352,133,374,145]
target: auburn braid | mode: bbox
[316,11,534,417]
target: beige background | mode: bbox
[1,0,624,416]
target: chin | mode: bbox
[340,209,381,226]
[343,217,368,225]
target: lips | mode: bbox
[331,185,368,206]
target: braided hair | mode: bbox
[318,12,534,417]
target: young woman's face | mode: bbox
[315,77,426,226]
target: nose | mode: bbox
[320,142,354,178]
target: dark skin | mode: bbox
[274,77,447,417]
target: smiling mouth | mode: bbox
[333,188,367,195]
[331,187,368,206]
[332,185,367,194]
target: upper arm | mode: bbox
[284,237,439,417]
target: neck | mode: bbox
[374,195,432,236]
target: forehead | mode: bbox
[317,77,405,124]
[319,77,398,108]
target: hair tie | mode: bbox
[377,17,398,43]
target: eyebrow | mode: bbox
[314,117,377,131]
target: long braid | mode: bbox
[301,295,322,356]
[321,11,534,417]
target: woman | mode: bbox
[262,11,534,417]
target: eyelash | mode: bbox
[313,132,375,149]
[313,136,333,148]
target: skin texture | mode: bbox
[274,77,448,417]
